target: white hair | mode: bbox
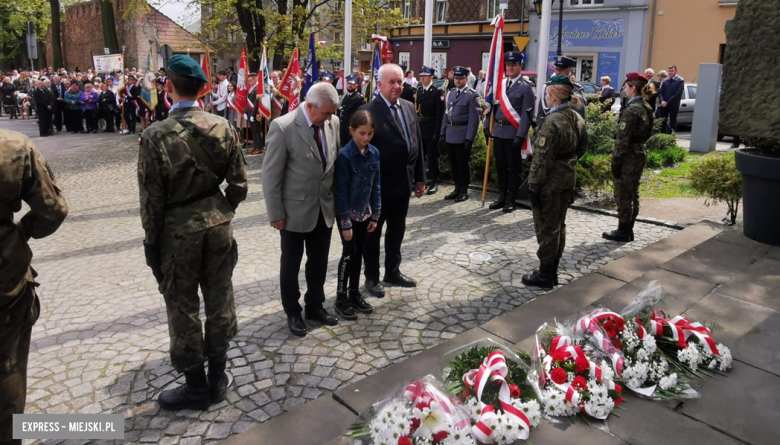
[378,64,403,83]
[644,68,655,75]
[306,82,339,108]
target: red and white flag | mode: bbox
[198,48,212,99]
[279,47,301,112]
[235,45,248,113]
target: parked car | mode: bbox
[579,82,601,95]
[676,83,697,127]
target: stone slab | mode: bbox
[592,268,717,317]
[660,223,721,250]
[714,230,773,256]
[221,394,356,445]
[767,246,780,261]
[682,360,780,445]
[332,327,497,416]
[660,237,759,284]
[685,292,780,375]
[598,241,688,283]
[480,273,625,344]
[714,280,780,312]
[736,257,780,290]
[529,418,626,445]
[609,393,742,445]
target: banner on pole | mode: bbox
[92,54,123,73]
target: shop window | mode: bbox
[570,0,605,6]
[404,1,411,18]
[436,0,447,23]
[486,0,501,19]
[228,30,235,43]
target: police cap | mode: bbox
[504,51,525,64]
[346,76,358,84]
[419,66,435,76]
[451,66,470,78]
[320,72,334,81]
[167,54,209,83]
[553,55,576,69]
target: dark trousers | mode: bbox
[114,109,122,130]
[100,110,115,131]
[53,102,64,131]
[0,284,39,445]
[123,103,137,133]
[422,137,440,183]
[66,109,82,132]
[658,105,679,134]
[251,120,264,149]
[447,142,472,190]
[337,219,370,293]
[279,212,333,316]
[532,188,574,265]
[364,194,410,280]
[494,137,523,198]
[83,109,97,132]
[37,109,52,136]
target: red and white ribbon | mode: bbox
[647,311,719,355]
[462,351,531,443]
[574,311,624,355]
[403,381,471,430]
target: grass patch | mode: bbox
[640,154,700,198]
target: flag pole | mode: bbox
[244,42,250,147]
[481,11,505,207]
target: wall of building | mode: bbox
[645,0,737,81]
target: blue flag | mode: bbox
[304,33,319,97]
[371,42,381,99]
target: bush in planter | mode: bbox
[585,103,617,155]
[646,133,677,152]
[659,146,688,166]
[743,136,780,157]
[688,153,742,224]
[578,154,614,194]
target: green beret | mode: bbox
[547,74,573,88]
[167,54,209,83]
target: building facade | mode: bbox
[527,0,650,86]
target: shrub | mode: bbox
[659,146,688,166]
[585,103,617,155]
[743,136,780,156]
[579,152,596,170]
[646,133,677,152]
[468,125,498,184]
[646,151,664,169]
[689,153,742,224]
[652,117,666,135]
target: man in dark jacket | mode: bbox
[98,83,117,132]
[657,65,684,134]
[338,76,364,147]
[33,80,54,136]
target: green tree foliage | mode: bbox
[688,153,742,224]
[0,0,51,68]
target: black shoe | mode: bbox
[455,192,469,203]
[444,188,460,200]
[383,272,417,288]
[628,221,636,242]
[348,290,374,314]
[522,264,555,289]
[551,260,560,286]
[426,183,439,195]
[334,293,359,320]
[158,366,211,411]
[503,201,515,213]
[103,129,113,133]
[287,315,308,337]
[602,223,632,242]
[365,278,386,298]
[305,307,339,326]
[489,194,506,210]
[207,359,232,403]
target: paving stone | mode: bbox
[714,279,780,312]
[205,423,232,440]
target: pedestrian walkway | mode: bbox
[1,117,677,444]
[225,223,780,445]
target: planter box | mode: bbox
[735,149,780,246]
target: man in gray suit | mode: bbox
[440,66,481,202]
[262,83,341,337]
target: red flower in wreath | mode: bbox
[411,417,421,431]
[461,389,470,399]
[551,368,567,385]
[603,320,618,338]
[574,356,590,374]
[571,376,587,390]
[616,317,626,331]
[398,437,413,445]
[509,384,521,398]
[432,431,449,443]
[552,349,567,364]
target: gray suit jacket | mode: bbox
[262,105,340,233]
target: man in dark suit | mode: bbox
[338,76,364,147]
[50,75,66,132]
[658,65,685,134]
[33,80,54,137]
[245,73,264,155]
[358,64,427,297]
[415,66,445,194]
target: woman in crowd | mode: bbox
[98,83,116,133]
[225,81,238,125]
[65,82,83,133]
[599,76,616,113]
[523,75,588,289]
[603,73,656,243]
[79,82,99,133]
[1,77,17,119]
[333,110,381,320]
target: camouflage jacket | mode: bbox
[613,98,654,165]
[0,130,68,299]
[529,104,588,191]
[138,106,248,244]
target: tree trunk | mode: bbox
[101,0,120,53]
[234,0,265,72]
[50,0,63,69]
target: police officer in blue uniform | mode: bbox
[338,76,365,147]
[440,66,481,202]
[415,66,445,195]
[484,51,536,213]
[536,55,586,129]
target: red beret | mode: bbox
[625,72,649,83]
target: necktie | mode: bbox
[506,80,512,90]
[312,125,327,171]
[390,104,410,151]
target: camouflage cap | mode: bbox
[167,54,209,83]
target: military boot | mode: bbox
[521,264,555,289]
[503,190,517,213]
[551,260,560,286]
[489,193,507,210]
[444,186,460,200]
[602,223,632,242]
[334,292,358,320]
[158,365,211,411]
[628,221,636,242]
[208,358,232,404]
[348,290,374,314]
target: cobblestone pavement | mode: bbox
[3,118,676,444]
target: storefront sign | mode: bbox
[432,40,450,48]
[549,19,625,48]
[597,52,621,86]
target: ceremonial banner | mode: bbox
[278,47,299,101]
[140,48,157,110]
[235,45,248,113]
[198,48,212,98]
[368,42,381,100]
[304,33,319,97]
[484,15,504,109]
[258,44,272,119]
[92,54,123,73]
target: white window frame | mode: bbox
[566,53,598,83]
[486,0,500,19]
[403,0,411,18]
[435,0,447,23]
[432,52,447,77]
[569,0,605,7]
[399,52,411,70]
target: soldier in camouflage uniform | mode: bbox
[523,75,588,289]
[1,130,68,444]
[603,73,655,243]
[138,55,248,411]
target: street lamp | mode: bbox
[534,0,565,57]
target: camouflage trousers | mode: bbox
[0,283,39,445]
[159,222,238,372]
[532,188,574,265]
[614,155,646,225]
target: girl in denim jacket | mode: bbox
[333,110,381,320]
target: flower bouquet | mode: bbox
[532,323,624,421]
[442,339,542,444]
[625,281,733,380]
[342,375,476,445]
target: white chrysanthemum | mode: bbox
[678,343,701,370]
[442,428,474,445]
[600,360,614,383]
[642,334,657,355]
[718,344,733,371]
[658,373,677,390]
[511,400,542,427]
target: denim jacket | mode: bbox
[334,139,381,230]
